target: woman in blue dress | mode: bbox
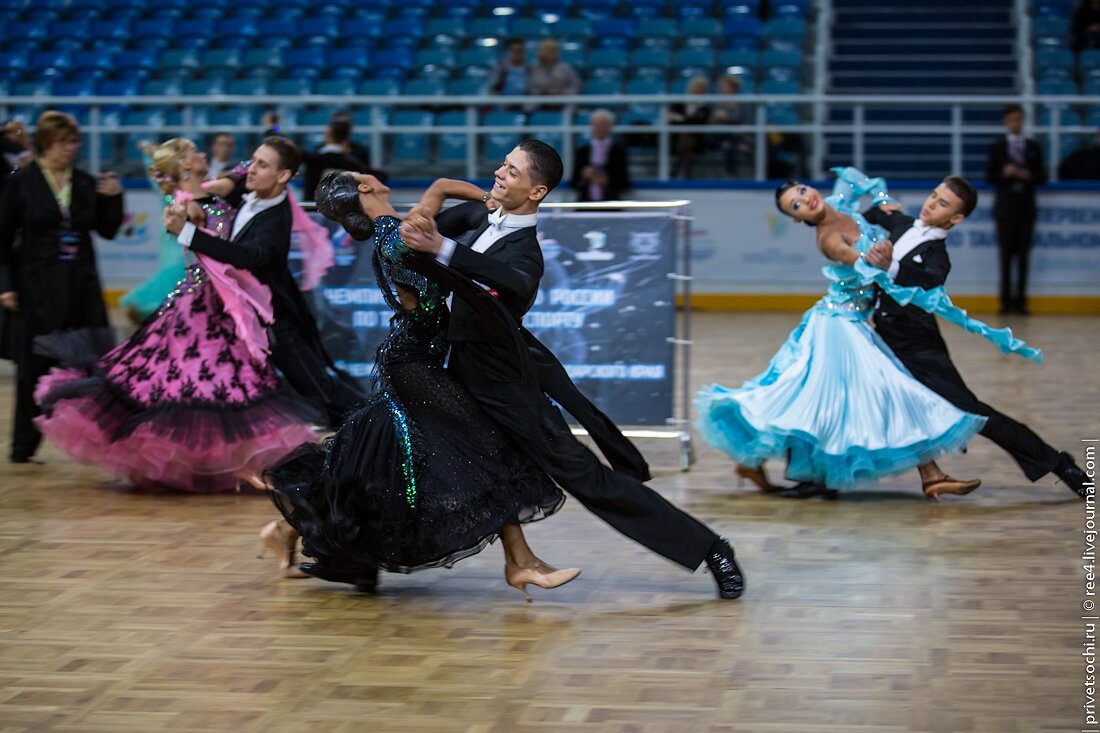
[696,167,1041,499]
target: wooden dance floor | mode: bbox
[0,311,1096,732]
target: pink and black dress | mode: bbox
[33,194,318,491]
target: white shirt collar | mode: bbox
[891,218,947,266]
[488,208,538,230]
[232,189,287,239]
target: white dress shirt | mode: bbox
[177,189,288,247]
[435,208,539,266]
[887,218,947,280]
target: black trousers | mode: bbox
[881,338,1060,481]
[451,344,718,571]
[270,330,366,429]
[994,208,1036,309]
[10,356,49,461]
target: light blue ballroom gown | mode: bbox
[695,167,1042,490]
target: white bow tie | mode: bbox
[487,208,507,229]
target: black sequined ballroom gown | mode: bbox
[267,217,564,575]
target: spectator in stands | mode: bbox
[571,109,631,202]
[1059,128,1100,179]
[0,110,125,464]
[765,128,806,180]
[1,120,34,199]
[529,39,580,97]
[710,75,752,178]
[263,111,383,201]
[490,37,532,96]
[207,132,237,179]
[1072,0,1100,52]
[669,76,712,179]
[985,103,1046,315]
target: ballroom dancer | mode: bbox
[399,141,744,600]
[863,175,1090,498]
[696,168,1041,500]
[163,136,365,428]
[985,103,1046,315]
[33,137,317,492]
[0,110,124,464]
[264,172,578,598]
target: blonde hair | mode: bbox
[33,110,80,153]
[537,38,560,65]
[687,76,709,94]
[148,138,195,196]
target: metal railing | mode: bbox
[3,92,1097,181]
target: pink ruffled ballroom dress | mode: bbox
[33,194,319,491]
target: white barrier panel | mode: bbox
[97,187,1100,297]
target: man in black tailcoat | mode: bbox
[863,175,1088,498]
[400,140,744,599]
[164,136,364,427]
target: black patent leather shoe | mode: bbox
[705,537,744,600]
[300,562,379,593]
[1056,452,1091,499]
[774,481,838,500]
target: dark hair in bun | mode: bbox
[315,170,374,240]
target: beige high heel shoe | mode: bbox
[734,464,782,492]
[504,562,581,602]
[922,475,982,502]
[258,520,308,578]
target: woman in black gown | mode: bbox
[0,110,124,464]
[264,171,579,600]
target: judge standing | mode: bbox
[0,110,124,464]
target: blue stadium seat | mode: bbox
[680,17,722,38]
[773,3,808,18]
[175,19,214,41]
[160,49,202,71]
[316,77,356,95]
[52,79,95,96]
[210,106,256,127]
[1085,71,1100,95]
[637,17,678,39]
[761,47,801,69]
[389,110,435,163]
[553,18,594,40]
[511,18,549,39]
[588,48,629,69]
[242,48,284,71]
[1039,103,1079,125]
[4,22,47,41]
[725,17,764,43]
[1033,16,1069,37]
[558,42,587,68]
[458,47,499,68]
[469,17,512,39]
[1087,105,1100,126]
[675,48,716,69]
[340,17,386,40]
[760,77,800,94]
[403,78,446,96]
[1080,50,1100,71]
[360,78,401,95]
[482,110,525,161]
[426,17,468,40]
[593,18,636,45]
[719,48,758,68]
[299,17,341,39]
[143,79,183,95]
[30,50,71,73]
[1037,77,1079,95]
[766,103,799,124]
[437,110,470,162]
[583,77,622,95]
[14,80,53,96]
[765,17,805,38]
[527,110,565,150]
[201,49,242,71]
[133,19,173,43]
[271,77,315,95]
[448,77,489,95]
[329,48,371,74]
[631,48,672,69]
[284,49,328,72]
[415,48,456,68]
[1035,47,1074,72]
[227,78,269,95]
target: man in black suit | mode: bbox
[571,109,630,202]
[863,175,1089,499]
[164,136,364,427]
[400,140,744,599]
[985,103,1047,315]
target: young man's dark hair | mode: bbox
[517,138,563,192]
[942,175,978,217]
[260,135,301,176]
[1002,103,1024,118]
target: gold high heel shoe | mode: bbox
[258,520,308,578]
[922,475,982,502]
[504,562,581,602]
[735,464,781,492]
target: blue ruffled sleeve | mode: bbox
[826,166,897,213]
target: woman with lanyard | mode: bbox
[0,110,124,464]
